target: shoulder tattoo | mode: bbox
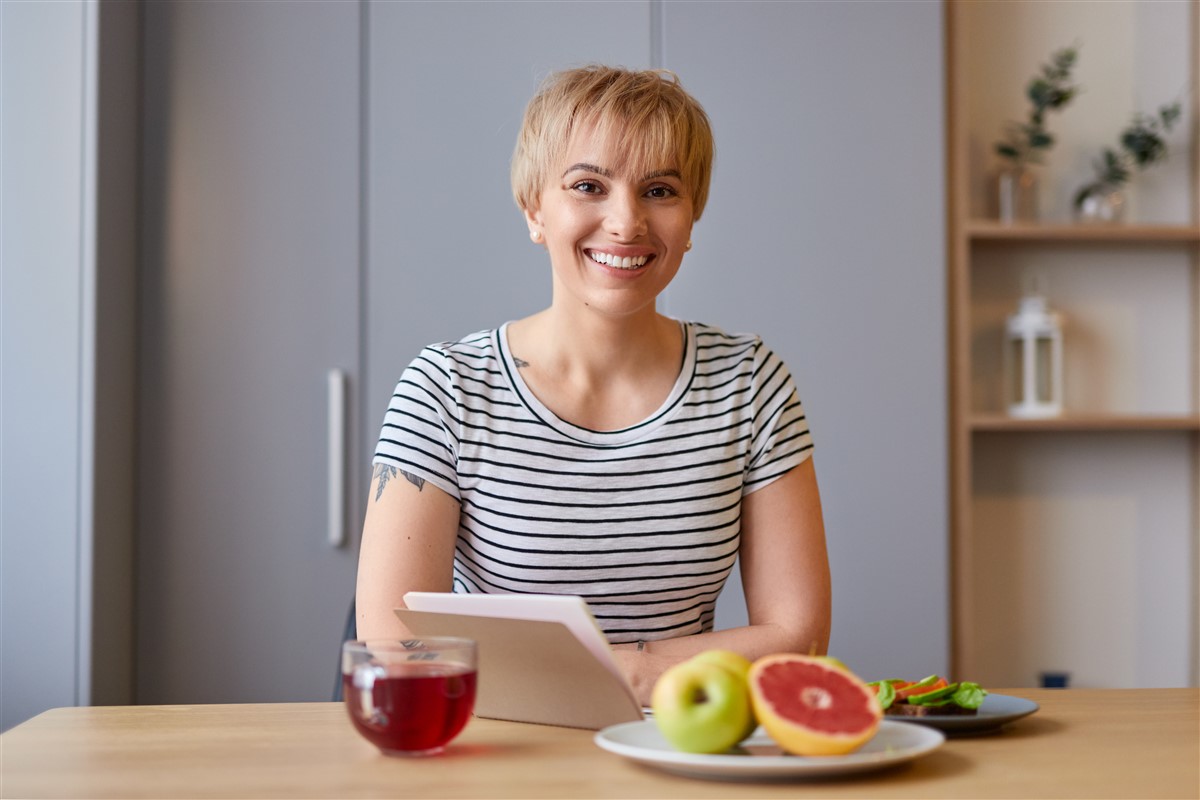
[513,356,530,369]
[373,464,397,501]
[373,464,426,500]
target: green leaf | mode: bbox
[1029,131,1054,149]
[868,680,896,710]
[1159,103,1181,129]
[953,682,988,710]
[1027,79,1050,107]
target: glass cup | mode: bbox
[341,638,478,756]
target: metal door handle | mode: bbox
[327,369,347,548]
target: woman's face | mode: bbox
[525,124,694,322]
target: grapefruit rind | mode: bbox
[748,654,883,756]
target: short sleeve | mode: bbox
[372,346,462,500]
[743,339,814,494]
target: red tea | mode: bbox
[343,661,477,755]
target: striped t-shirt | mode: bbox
[372,320,813,644]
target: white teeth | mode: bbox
[590,251,648,269]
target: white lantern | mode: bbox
[1004,292,1063,418]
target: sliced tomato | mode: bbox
[895,677,948,701]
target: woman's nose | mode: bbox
[604,191,647,240]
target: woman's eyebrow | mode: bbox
[562,162,611,178]
[561,164,681,182]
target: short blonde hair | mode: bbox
[511,65,714,221]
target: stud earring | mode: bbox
[685,240,692,252]
[530,230,542,242]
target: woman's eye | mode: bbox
[646,185,677,199]
[572,181,602,194]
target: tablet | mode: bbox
[397,592,644,730]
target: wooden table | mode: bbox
[1,689,1196,798]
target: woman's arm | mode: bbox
[611,457,831,704]
[355,464,462,640]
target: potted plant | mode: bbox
[994,46,1080,223]
[1073,102,1182,223]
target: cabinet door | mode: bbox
[138,1,361,703]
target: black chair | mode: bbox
[332,597,357,702]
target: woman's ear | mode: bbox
[523,206,544,244]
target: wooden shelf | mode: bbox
[965,221,1200,243]
[970,414,1200,432]
[946,0,1200,686]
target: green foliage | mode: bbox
[995,47,1080,166]
[1074,102,1181,207]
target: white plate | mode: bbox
[886,693,1039,734]
[594,720,944,781]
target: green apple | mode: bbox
[690,650,758,740]
[651,658,753,754]
[691,649,752,680]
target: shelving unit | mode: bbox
[946,0,1199,688]
[965,222,1200,243]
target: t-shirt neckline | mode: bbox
[496,320,696,445]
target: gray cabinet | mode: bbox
[137,0,361,704]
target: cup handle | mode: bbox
[352,663,389,728]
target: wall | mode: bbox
[1,1,139,732]
[663,1,947,678]
[1,0,88,732]
[365,0,948,681]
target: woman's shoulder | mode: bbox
[421,328,498,357]
[401,328,503,384]
[684,320,765,353]
[413,328,502,366]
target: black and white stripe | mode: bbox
[373,321,813,643]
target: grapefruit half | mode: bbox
[748,654,882,756]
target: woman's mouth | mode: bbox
[587,250,651,270]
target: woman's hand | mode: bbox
[609,645,681,707]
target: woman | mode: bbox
[356,65,830,704]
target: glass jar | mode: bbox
[997,166,1038,224]
[1075,184,1125,224]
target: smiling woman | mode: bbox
[356,65,831,706]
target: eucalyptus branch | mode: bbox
[995,46,1080,167]
[1074,102,1181,207]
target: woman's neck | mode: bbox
[506,307,685,430]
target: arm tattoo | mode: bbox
[513,356,530,368]
[373,464,426,500]
[373,464,397,501]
